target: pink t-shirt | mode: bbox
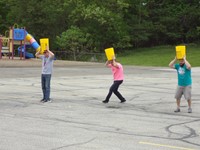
[108,63,124,81]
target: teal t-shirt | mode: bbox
[175,64,192,86]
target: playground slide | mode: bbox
[25,31,41,52]
[17,31,41,59]
[18,45,34,59]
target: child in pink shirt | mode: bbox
[102,58,126,103]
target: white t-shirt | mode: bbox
[40,55,54,74]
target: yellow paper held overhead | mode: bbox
[105,47,115,60]
[176,45,186,59]
[40,38,49,54]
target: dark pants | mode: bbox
[105,80,125,101]
[41,74,51,100]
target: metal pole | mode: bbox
[11,26,14,59]
[20,40,22,60]
[23,27,26,60]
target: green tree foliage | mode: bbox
[0,0,10,34]
[5,0,67,43]
[1,0,200,53]
[57,0,132,52]
[147,0,200,45]
[56,26,92,59]
[124,0,154,47]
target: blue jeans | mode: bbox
[41,74,51,100]
[105,80,125,101]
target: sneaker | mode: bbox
[42,99,48,103]
[188,108,192,113]
[120,99,126,103]
[40,99,45,102]
[174,108,180,112]
[102,100,109,103]
[47,99,52,103]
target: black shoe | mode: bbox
[42,99,48,103]
[47,99,52,103]
[120,99,126,103]
[174,108,180,112]
[40,99,45,102]
[102,100,109,103]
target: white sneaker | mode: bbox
[188,108,192,113]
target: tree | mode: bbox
[6,0,68,47]
[53,0,132,52]
[2,0,200,54]
[56,26,92,60]
[147,0,200,45]
[0,0,10,33]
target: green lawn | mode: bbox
[117,45,200,67]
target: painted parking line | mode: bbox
[139,141,196,150]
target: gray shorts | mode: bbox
[175,85,192,100]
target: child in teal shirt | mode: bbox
[169,57,192,113]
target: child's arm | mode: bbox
[169,57,177,69]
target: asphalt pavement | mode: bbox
[0,61,200,150]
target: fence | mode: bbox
[54,51,106,62]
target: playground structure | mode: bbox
[0,24,41,59]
